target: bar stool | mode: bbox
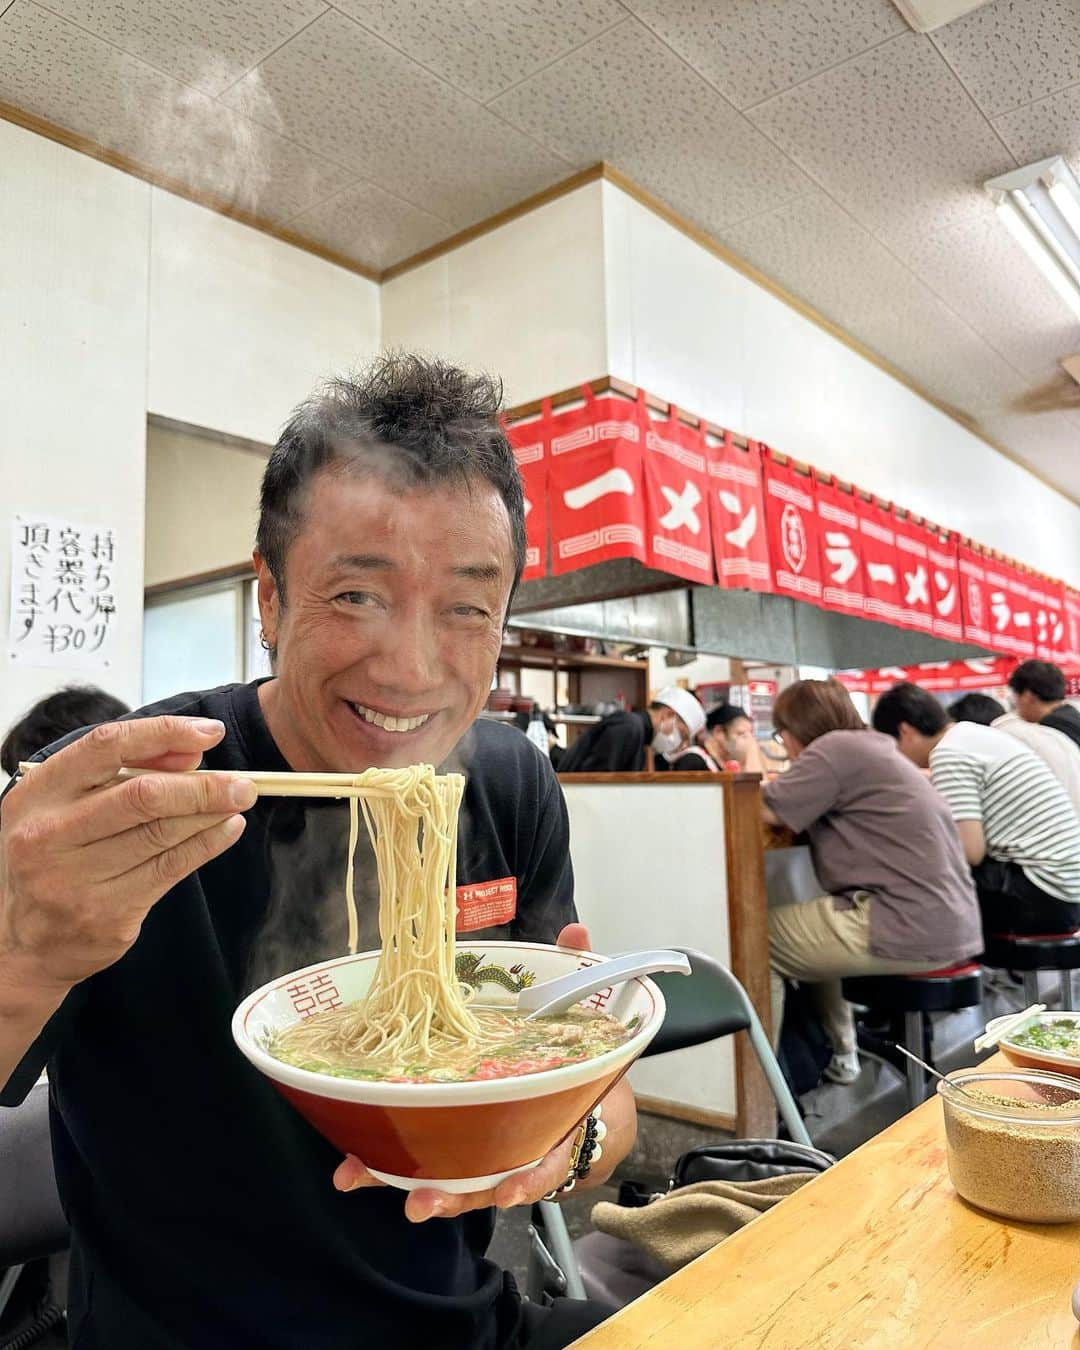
[842,962,983,1108]
[981,931,1080,1010]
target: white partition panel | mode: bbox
[561,781,736,1119]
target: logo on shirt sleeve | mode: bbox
[455,877,518,932]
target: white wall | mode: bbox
[562,780,736,1118]
[381,182,607,406]
[1,121,380,738]
[602,181,1080,586]
[1,120,150,720]
[148,192,379,446]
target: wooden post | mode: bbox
[724,774,775,1139]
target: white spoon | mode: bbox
[516,949,691,1021]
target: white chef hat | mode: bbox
[652,686,706,739]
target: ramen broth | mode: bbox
[268,1005,636,1084]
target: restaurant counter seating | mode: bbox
[0,1078,68,1334]
[527,951,812,1311]
[981,929,1080,1011]
[842,964,983,1108]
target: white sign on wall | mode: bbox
[8,515,118,669]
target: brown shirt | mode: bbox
[763,729,982,962]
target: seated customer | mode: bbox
[702,703,766,776]
[762,679,980,1085]
[1,684,130,778]
[950,692,1080,816]
[559,687,705,773]
[873,682,1080,936]
[1008,659,1080,751]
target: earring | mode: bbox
[259,631,272,651]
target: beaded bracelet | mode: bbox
[543,1104,607,1199]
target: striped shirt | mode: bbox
[931,720,1080,901]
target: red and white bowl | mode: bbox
[232,941,665,1193]
[987,1010,1080,1078]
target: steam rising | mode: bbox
[124,60,310,222]
[245,730,480,994]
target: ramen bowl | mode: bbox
[986,1011,1080,1078]
[232,941,665,1193]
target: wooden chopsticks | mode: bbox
[15,763,400,800]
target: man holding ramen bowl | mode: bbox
[0,354,636,1349]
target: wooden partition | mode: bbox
[558,771,772,1139]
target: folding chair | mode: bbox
[0,1078,68,1331]
[526,949,809,1305]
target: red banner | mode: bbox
[1030,574,1067,661]
[505,402,549,581]
[815,477,864,615]
[838,657,1018,695]
[891,509,934,634]
[706,433,771,591]
[546,386,647,576]
[857,496,903,626]
[1066,589,1080,669]
[762,451,821,604]
[981,557,1034,658]
[959,544,992,648]
[642,407,713,585]
[926,527,962,643]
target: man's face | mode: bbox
[256,468,515,772]
[1012,689,1043,723]
[724,716,754,758]
[896,722,931,768]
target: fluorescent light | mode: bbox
[994,200,1080,320]
[1049,178,1080,246]
[890,0,994,32]
[986,156,1080,321]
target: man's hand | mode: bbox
[0,717,255,996]
[333,920,638,1222]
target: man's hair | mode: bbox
[871,682,947,739]
[949,693,1004,726]
[1007,659,1066,703]
[772,678,864,747]
[706,702,750,731]
[256,352,526,599]
[2,685,130,775]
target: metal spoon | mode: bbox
[894,1044,983,1101]
[516,949,691,1021]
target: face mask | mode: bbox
[652,727,682,756]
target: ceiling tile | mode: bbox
[983,410,1080,499]
[0,2,355,223]
[490,18,812,230]
[747,29,1015,256]
[624,0,906,111]
[889,196,1080,381]
[719,190,1031,414]
[331,0,625,103]
[284,180,451,271]
[932,0,1080,119]
[222,8,573,227]
[35,0,327,96]
[993,80,1080,184]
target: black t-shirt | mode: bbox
[1042,703,1080,754]
[556,710,652,773]
[1,681,576,1350]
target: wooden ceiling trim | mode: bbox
[0,98,380,283]
[1,92,1073,507]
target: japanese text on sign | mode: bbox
[8,516,118,669]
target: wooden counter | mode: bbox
[571,1054,1080,1349]
[558,771,771,1138]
